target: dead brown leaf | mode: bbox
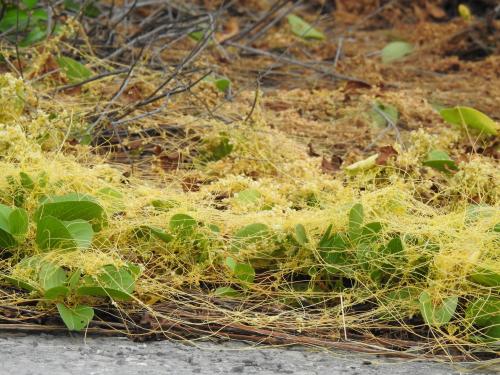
[413,4,427,23]
[343,80,372,92]
[29,54,65,82]
[153,145,163,156]
[182,176,202,192]
[158,152,181,172]
[321,155,342,174]
[308,142,320,157]
[126,139,144,151]
[123,84,144,103]
[264,100,292,111]
[375,145,398,165]
[217,17,240,42]
[425,2,446,19]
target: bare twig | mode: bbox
[14,0,23,79]
[54,67,129,92]
[243,80,260,124]
[222,0,290,44]
[227,42,370,85]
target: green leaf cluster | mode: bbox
[2,256,140,331]
[0,1,59,47]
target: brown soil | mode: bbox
[92,1,499,176]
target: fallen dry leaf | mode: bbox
[126,139,144,151]
[308,142,320,157]
[158,152,181,171]
[123,83,144,103]
[375,145,398,165]
[425,1,446,19]
[182,176,202,192]
[321,155,342,173]
[343,80,372,92]
[216,17,240,42]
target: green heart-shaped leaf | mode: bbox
[0,9,28,32]
[319,232,349,273]
[204,75,231,92]
[233,263,255,284]
[19,172,35,190]
[1,274,38,292]
[97,187,125,212]
[484,326,500,341]
[125,263,141,280]
[349,203,364,241]
[189,30,206,42]
[136,226,173,243]
[36,216,94,251]
[381,41,413,63]
[423,150,458,172]
[469,267,500,287]
[56,303,94,331]
[225,257,255,285]
[65,220,94,249]
[206,136,233,161]
[371,102,399,127]
[38,262,67,290]
[294,224,308,245]
[169,213,197,234]
[22,0,38,9]
[318,224,333,249]
[359,222,383,244]
[68,269,81,290]
[344,154,378,173]
[386,236,404,254]
[287,14,324,40]
[63,0,100,17]
[31,9,48,23]
[98,265,135,293]
[419,292,458,327]
[57,56,92,83]
[44,286,70,300]
[0,204,28,247]
[232,223,269,251]
[235,189,261,205]
[35,193,105,231]
[76,286,132,301]
[36,216,72,250]
[234,223,268,240]
[214,286,241,297]
[214,77,231,92]
[466,297,500,328]
[8,208,28,238]
[77,265,136,301]
[440,106,498,136]
[20,26,46,47]
[151,199,179,212]
[225,256,237,271]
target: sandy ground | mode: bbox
[0,334,497,375]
